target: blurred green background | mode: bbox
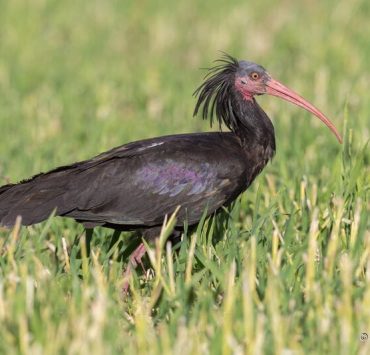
[0,0,369,353]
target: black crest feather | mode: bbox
[193,53,240,130]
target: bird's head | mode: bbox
[194,54,342,143]
[234,60,270,99]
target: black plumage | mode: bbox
[0,55,341,288]
[0,131,271,229]
[0,55,278,229]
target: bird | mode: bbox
[0,54,341,290]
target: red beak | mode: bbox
[265,77,342,143]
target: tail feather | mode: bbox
[0,169,77,227]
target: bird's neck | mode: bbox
[232,96,276,159]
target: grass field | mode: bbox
[0,0,369,353]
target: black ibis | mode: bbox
[0,54,341,288]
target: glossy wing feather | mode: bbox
[64,133,249,227]
[0,133,250,228]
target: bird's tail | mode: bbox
[0,167,77,227]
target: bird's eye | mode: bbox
[250,72,260,80]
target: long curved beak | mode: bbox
[265,77,342,143]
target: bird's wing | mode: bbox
[0,133,249,227]
[63,133,248,227]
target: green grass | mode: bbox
[0,0,369,353]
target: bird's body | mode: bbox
[0,55,341,291]
[0,58,281,230]
[0,129,273,229]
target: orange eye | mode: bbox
[250,72,259,80]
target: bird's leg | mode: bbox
[108,230,121,251]
[122,227,164,295]
[122,242,147,293]
[122,242,149,295]
[74,228,94,259]
[84,228,93,256]
[122,228,182,295]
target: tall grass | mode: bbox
[0,0,369,353]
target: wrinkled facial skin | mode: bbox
[232,60,342,143]
[234,61,270,100]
